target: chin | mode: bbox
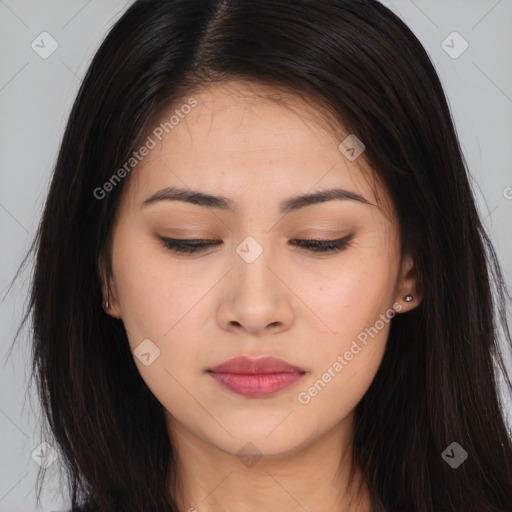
[207,426,313,461]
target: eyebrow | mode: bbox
[142,186,374,214]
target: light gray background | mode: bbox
[0,1,511,510]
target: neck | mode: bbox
[167,411,371,512]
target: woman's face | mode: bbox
[105,80,419,459]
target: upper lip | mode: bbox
[208,356,306,374]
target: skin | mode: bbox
[102,79,422,512]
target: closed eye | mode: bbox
[159,234,354,255]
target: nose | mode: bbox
[216,238,296,336]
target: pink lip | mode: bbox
[207,356,306,398]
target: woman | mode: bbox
[17,0,512,510]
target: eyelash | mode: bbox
[159,235,353,255]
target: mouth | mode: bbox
[207,356,306,398]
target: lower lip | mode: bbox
[208,371,304,397]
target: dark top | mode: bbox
[51,508,97,512]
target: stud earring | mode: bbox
[404,294,413,302]
[105,291,110,310]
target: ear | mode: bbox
[98,254,121,319]
[393,251,423,314]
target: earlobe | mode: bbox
[98,256,121,318]
[102,284,121,318]
[393,252,423,313]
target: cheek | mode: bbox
[295,354,380,429]
[111,234,189,337]
[297,277,394,417]
[297,248,396,401]
[110,238,207,392]
[310,248,397,341]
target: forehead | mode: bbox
[166,80,351,157]
[120,79,389,217]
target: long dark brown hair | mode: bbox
[10,0,512,510]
